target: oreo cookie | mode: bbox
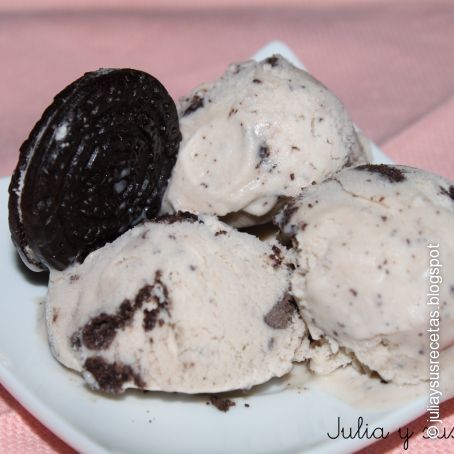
[9,68,181,271]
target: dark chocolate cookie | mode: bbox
[9,68,181,271]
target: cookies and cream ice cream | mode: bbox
[163,54,370,227]
[47,213,306,394]
[11,53,453,403]
[276,164,454,384]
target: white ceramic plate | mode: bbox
[0,42,426,454]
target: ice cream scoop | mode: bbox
[47,213,306,394]
[276,164,454,384]
[163,54,369,227]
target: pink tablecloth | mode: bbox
[1,0,453,452]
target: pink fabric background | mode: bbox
[1,0,453,452]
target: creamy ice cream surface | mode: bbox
[276,164,454,384]
[46,213,306,394]
[163,54,369,227]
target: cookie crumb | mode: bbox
[209,395,236,412]
[182,95,204,116]
[355,164,406,183]
[264,293,298,329]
